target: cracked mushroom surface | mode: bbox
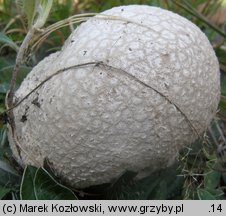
[9,5,220,188]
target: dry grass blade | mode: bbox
[31,13,98,50]
[31,12,164,51]
[2,60,201,141]
[32,17,90,50]
[172,0,226,38]
[2,14,23,33]
[99,62,201,139]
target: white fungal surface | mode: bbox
[9,5,220,188]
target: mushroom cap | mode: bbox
[9,5,220,188]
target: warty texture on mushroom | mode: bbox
[8,5,220,188]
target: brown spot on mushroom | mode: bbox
[20,106,29,123]
[20,115,27,122]
[32,97,41,108]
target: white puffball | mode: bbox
[9,5,220,188]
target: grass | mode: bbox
[0,0,226,200]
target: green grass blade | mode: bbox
[0,33,19,52]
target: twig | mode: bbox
[3,61,101,115]
[7,29,36,108]
[98,62,201,139]
[6,28,39,164]
[2,60,201,141]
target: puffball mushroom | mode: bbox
[8,5,220,188]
